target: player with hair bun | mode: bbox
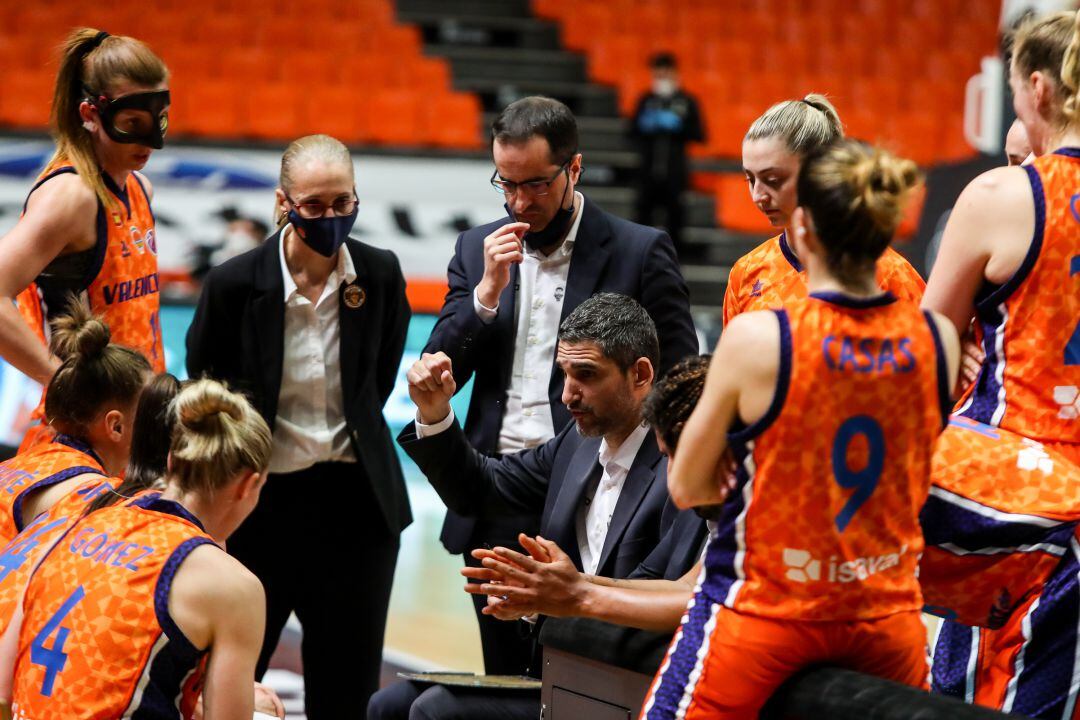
[643,141,958,719]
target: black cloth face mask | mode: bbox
[84,87,170,150]
[504,168,575,251]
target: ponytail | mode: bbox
[745,93,845,157]
[84,373,180,515]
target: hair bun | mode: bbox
[849,148,922,234]
[175,379,246,435]
[49,296,111,362]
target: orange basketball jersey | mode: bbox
[701,292,950,621]
[956,148,1080,446]
[0,479,114,631]
[0,436,106,545]
[14,162,164,448]
[722,233,926,325]
[11,494,214,720]
[920,416,1080,629]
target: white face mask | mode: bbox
[653,79,677,98]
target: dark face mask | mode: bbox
[84,87,170,150]
[288,207,358,257]
[504,169,575,251]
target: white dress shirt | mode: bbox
[473,192,586,455]
[269,227,356,474]
[577,423,650,575]
[414,410,651,577]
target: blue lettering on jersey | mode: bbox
[0,466,37,495]
[101,272,159,306]
[823,336,916,373]
[68,527,154,571]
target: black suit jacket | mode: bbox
[399,419,681,580]
[186,230,412,533]
[424,197,698,552]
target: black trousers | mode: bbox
[637,176,686,250]
[227,461,399,719]
[367,680,539,720]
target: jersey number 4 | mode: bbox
[831,416,885,532]
[31,585,85,697]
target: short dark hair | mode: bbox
[491,96,578,166]
[650,52,677,70]
[558,293,659,372]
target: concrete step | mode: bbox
[399,11,561,50]
[452,76,620,117]
[396,0,532,19]
[427,44,587,84]
[682,263,730,310]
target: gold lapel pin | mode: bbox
[343,284,366,309]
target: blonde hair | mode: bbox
[50,28,168,211]
[275,134,354,225]
[796,140,923,288]
[45,298,150,437]
[168,379,272,496]
[1012,10,1080,126]
[745,93,845,157]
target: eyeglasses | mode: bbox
[285,193,358,219]
[490,160,569,196]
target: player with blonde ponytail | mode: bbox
[642,140,958,720]
[0,28,170,452]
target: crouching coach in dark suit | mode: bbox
[368,294,694,720]
[186,134,411,719]
[424,95,698,677]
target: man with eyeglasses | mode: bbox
[410,96,697,688]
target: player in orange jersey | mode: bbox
[923,10,1080,466]
[925,12,1080,717]
[724,94,926,325]
[0,304,150,544]
[642,140,959,720]
[0,28,169,451]
[9,379,279,720]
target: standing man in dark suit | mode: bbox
[185,134,410,718]
[369,293,698,720]
[424,96,698,676]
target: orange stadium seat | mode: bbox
[715,173,774,234]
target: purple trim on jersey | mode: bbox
[642,590,719,719]
[728,309,792,445]
[920,490,1073,554]
[809,290,898,309]
[12,466,105,534]
[778,231,803,272]
[958,307,1006,426]
[931,621,976,699]
[924,311,952,428]
[153,536,214,653]
[100,171,131,216]
[21,167,77,214]
[130,172,155,224]
[700,456,753,605]
[1009,545,1080,717]
[1054,147,1080,159]
[53,434,104,467]
[130,495,206,532]
[133,537,213,719]
[978,165,1045,312]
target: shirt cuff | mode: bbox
[473,286,498,324]
[415,408,455,438]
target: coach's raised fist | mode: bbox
[406,351,457,424]
[476,221,528,310]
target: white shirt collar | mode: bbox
[524,191,585,263]
[598,422,651,475]
[279,224,357,303]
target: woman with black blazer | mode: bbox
[186,134,411,719]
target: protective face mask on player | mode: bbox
[84,87,170,149]
[288,207,358,257]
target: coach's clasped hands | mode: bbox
[407,351,457,425]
